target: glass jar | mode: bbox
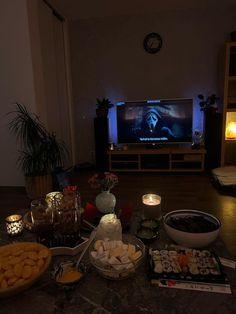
[54,186,82,236]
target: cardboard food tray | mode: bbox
[148,247,231,294]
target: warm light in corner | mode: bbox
[226,121,236,139]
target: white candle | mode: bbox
[5,214,23,237]
[142,194,161,206]
[142,194,162,220]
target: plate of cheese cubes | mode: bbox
[89,234,145,280]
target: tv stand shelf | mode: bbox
[108,147,206,172]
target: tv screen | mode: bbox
[116,98,193,144]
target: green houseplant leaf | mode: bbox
[8,103,68,177]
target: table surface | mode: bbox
[0,208,236,314]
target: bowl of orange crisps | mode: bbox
[0,242,52,298]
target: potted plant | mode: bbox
[8,103,68,199]
[96,98,113,117]
[197,94,219,112]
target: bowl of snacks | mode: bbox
[163,209,221,248]
[89,234,145,280]
[0,242,52,298]
[52,260,86,287]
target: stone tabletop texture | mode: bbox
[0,209,236,314]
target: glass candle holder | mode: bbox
[142,194,162,221]
[5,214,23,237]
[45,191,63,208]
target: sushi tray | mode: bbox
[148,247,231,293]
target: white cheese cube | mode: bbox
[125,263,134,270]
[108,256,121,265]
[90,251,98,259]
[120,255,130,264]
[113,264,126,271]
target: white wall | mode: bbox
[0,0,36,186]
[0,2,235,185]
[69,7,236,164]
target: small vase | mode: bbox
[95,190,116,214]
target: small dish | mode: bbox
[140,219,160,230]
[52,260,86,286]
[136,227,158,243]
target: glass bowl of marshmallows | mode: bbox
[89,234,145,280]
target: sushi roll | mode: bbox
[199,268,210,275]
[160,249,168,256]
[207,258,216,268]
[210,268,220,275]
[193,250,201,257]
[172,263,181,273]
[197,260,208,268]
[169,250,178,257]
[160,255,170,262]
[163,265,172,273]
[162,260,171,269]
[201,250,211,257]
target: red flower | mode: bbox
[88,172,118,191]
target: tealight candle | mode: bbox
[142,194,162,221]
[5,214,23,237]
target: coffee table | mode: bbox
[0,208,236,313]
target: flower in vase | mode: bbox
[88,172,118,191]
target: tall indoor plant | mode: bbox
[9,103,68,199]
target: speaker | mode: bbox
[94,117,109,171]
[204,112,223,170]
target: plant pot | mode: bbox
[25,175,53,199]
[96,108,108,118]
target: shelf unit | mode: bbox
[221,42,236,166]
[108,147,206,172]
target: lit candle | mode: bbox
[142,194,162,220]
[142,194,161,206]
[5,214,23,237]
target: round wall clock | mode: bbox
[143,33,163,54]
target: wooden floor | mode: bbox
[1,171,236,258]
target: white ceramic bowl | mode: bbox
[163,209,221,248]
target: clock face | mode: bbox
[143,33,162,54]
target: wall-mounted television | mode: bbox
[116,98,193,145]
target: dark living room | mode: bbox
[1,0,236,312]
